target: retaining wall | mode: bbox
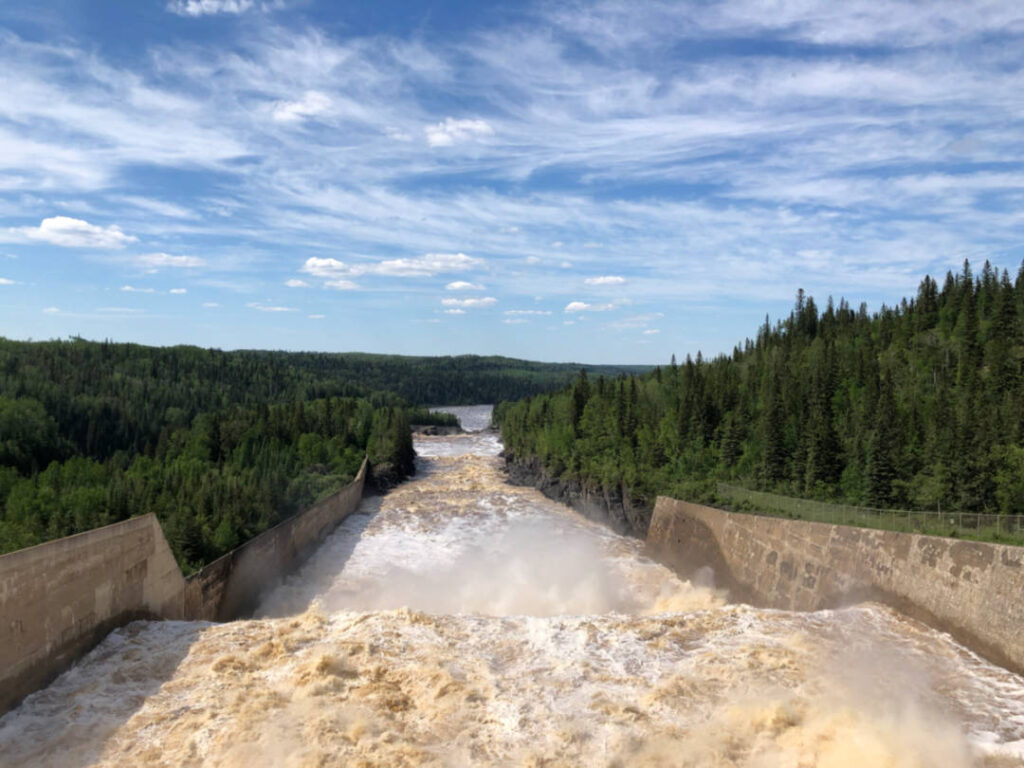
[648,497,1024,675]
[0,458,367,715]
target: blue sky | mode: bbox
[0,1,1022,364]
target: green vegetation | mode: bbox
[0,396,415,572]
[498,260,1024,538]
[717,484,1024,546]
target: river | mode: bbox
[1,405,1022,767]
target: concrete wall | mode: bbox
[648,497,1024,675]
[0,514,185,714]
[184,458,366,621]
[0,458,367,714]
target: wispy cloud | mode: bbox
[170,288,187,294]
[584,275,626,286]
[0,278,15,285]
[136,253,205,269]
[565,301,616,313]
[301,253,482,280]
[247,302,296,312]
[445,280,485,291]
[425,118,493,147]
[167,0,254,17]
[441,296,497,308]
[285,278,309,288]
[121,285,155,293]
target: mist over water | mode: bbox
[1,405,1023,767]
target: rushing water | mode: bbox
[2,405,1023,767]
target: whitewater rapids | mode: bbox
[1,405,1022,767]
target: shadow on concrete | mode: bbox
[253,493,384,618]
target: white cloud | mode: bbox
[273,91,331,123]
[525,256,541,265]
[584,275,627,286]
[302,253,482,280]
[202,302,220,307]
[441,296,497,309]
[136,253,205,269]
[17,216,136,249]
[325,279,358,291]
[247,302,296,312]
[121,285,155,293]
[42,307,59,314]
[98,307,144,314]
[170,288,187,294]
[0,278,14,285]
[285,278,310,288]
[504,309,551,316]
[607,312,662,330]
[565,301,616,313]
[167,0,254,17]
[445,281,485,291]
[425,118,494,147]
[444,308,466,315]
[308,313,325,319]
[503,318,528,324]
[643,329,660,335]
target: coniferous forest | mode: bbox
[0,339,640,570]
[498,261,1024,527]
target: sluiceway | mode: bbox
[1,405,1023,767]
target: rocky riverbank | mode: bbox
[502,453,652,538]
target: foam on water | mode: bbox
[1,404,1022,767]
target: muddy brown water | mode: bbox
[1,405,1022,767]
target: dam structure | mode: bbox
[1,405,1023,766]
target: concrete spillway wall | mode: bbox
[648,496,1024,675]
[0,459,367,715]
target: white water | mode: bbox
[1,405,1022,767]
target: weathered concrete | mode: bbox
[504,454,652,537]
[0,458,367,714]
[648,497,1024,675]
[185,458,367,621]
[0,514,185,715]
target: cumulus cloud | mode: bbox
[121,285,155,293]
[425,118,494,147]
[247,302,296,312]
[302,253,482,280]
[16,217,136,249]
[441,296,497,309]
[136,253,205,269]
[584,275,627,286]
[273,91,331,123]
[445,280,485,291]
[565,301,615,313]
[167,0,253,16]
[285,278,309,287]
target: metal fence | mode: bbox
[716,483,1024,546]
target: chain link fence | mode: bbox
[716,483,1024,547]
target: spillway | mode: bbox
[1,405,1022,767]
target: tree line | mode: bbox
[498,260,1024,529]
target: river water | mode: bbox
[1,405,1023,767]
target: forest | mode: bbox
[0,339,614,569]
[497,260,1024,525]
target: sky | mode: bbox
[0,1,1022,364]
